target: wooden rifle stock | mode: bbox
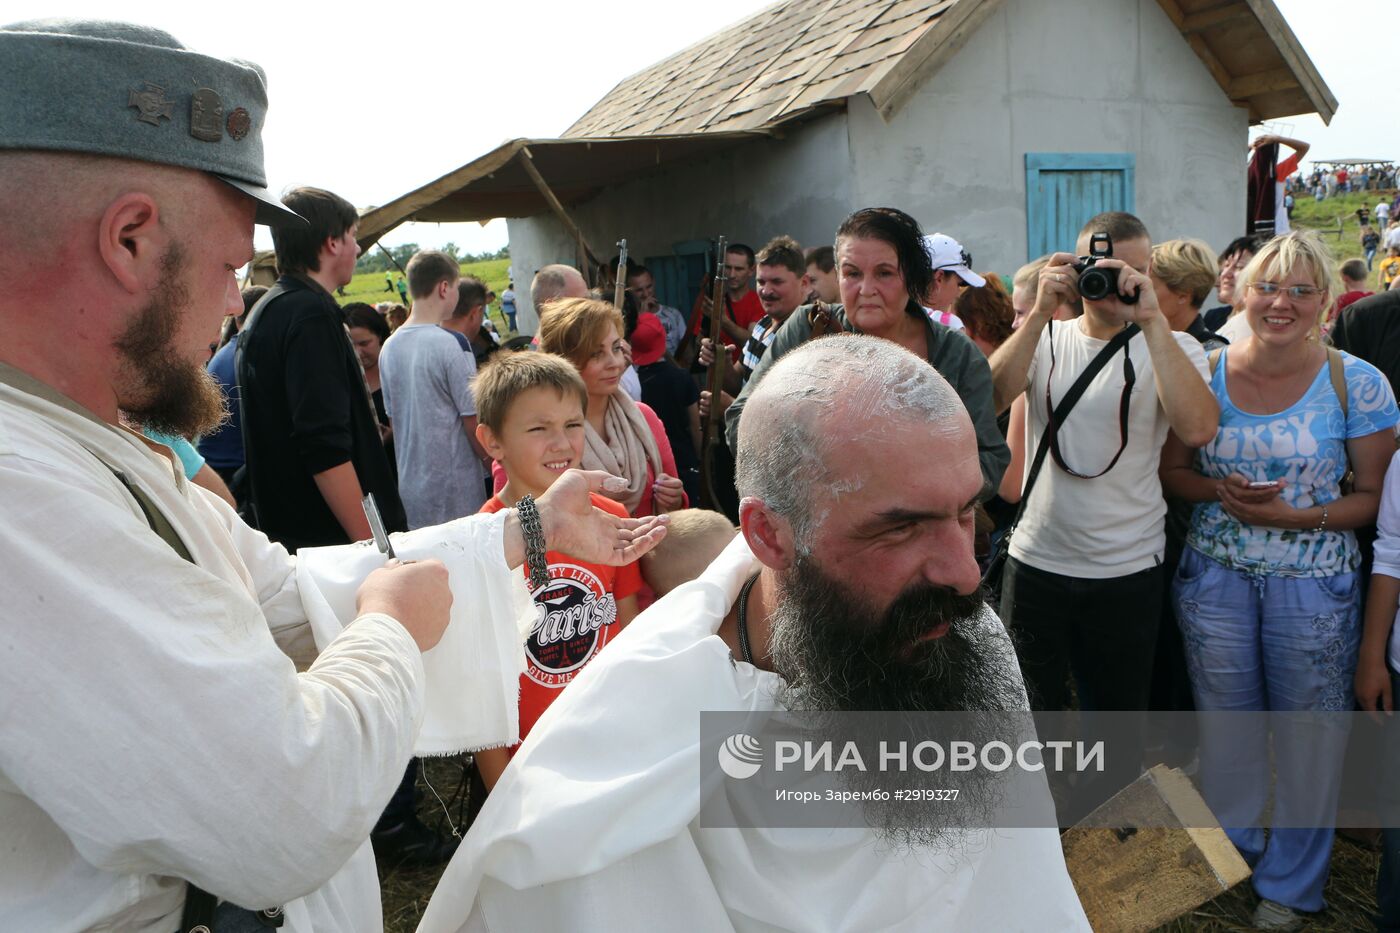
[699,236,728,513]
[613,238,628,310]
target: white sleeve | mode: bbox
[0,454,425,907]
[1372,450,1400,580]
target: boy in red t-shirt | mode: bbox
[472,352,642,790]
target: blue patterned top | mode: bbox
[1187,348,1399,577]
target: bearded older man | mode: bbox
[0,19,665,933]
[418,336,1089,932]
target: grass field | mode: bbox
[338,257,514,334]
[1287,188,1392,291]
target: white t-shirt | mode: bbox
[1215,311,1253,346]
[1010,318,1210,578]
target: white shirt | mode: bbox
[1367,450,1400,670]
[417,536,1090,933]
[621,365,642,401]
[0,367,531,932]
[1215,311,1254,346]
[1385,226,1400,251]
[1011,318,1210,578]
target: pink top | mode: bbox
[490,401,686,518]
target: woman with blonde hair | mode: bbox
[1160,229,1399,928]
[1150,239,1223,342]
[531,298,686,517]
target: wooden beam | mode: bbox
[1182,3,1254,33]
[1062,766,1251,933]
[1229,66,1299,99]
[1183,32,1235,99]
[517,146,602,272]
[1239,0,1338,124]
[1155,0,1187,30]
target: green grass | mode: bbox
[338,257,515,334]
[1288,188,1392,292]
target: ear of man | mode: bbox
[739,496,797,571]
[98,192,169,296]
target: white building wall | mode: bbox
[507,113,853,334]
[847,0,1248,275]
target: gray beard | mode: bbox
[765,554,1025,848]
[115,242,228,439]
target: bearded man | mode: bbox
[418,336,1089,932]
[0,19,665,932]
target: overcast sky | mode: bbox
[28,0,1387,254]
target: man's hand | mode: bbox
[652,473,685,513]
[532,470,669,565]
[1083,258,1163,327]
[1035,253,1081,318]
[697,337,725,368]
[1357,651,1394,723]
[356,559,454,652]
[698,389,734,419]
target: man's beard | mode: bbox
[115,243,228,438]
[766,553,1020,714]
[765,554,1025,849]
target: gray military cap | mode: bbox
[0,18,304,227]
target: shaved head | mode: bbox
[736,335,969,548]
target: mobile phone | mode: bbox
[1247,480,1280,489]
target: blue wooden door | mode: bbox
[1025,153,1136,260]
[646,239,710,322]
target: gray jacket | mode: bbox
[724,304,1010,492]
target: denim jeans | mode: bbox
[1173,546,1360,912]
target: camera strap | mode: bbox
[1043,321,1141,479]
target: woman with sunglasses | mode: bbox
[1160,229,1398,930]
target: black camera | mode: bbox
[1073,233,1139,304]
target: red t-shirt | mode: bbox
[1336,290,1373,314]
[690,288,766,349]
[1276,153,1300,182]
[479,493,643,752]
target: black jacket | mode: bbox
[236,275,405,551]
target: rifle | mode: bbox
[699,236,728,513]
[613,238,628,310]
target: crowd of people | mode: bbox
[14,15,1400,933]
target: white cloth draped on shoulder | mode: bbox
[417,535,1090,933]
[0,363,531,933]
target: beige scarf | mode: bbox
[583,390,663,514]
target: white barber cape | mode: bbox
[0,365,533,933]
[418,535,1091,933]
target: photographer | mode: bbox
[988,212,1218,714]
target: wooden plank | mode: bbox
[1184,32,1236,97]
[1181,2,1253,33]
[1155,0,1187,29]
[1229,66,1298,99]
[1239,0,1337,123]
[516,147,602,271]
[1062,766,1251,933]
[868,0,1003,121]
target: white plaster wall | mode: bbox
[847,0,1248,275]
[508,112,854,334]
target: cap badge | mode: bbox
[190,88,224,142]
[226,107,251,141]
[128,82,174,126]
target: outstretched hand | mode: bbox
[535,470,669,565]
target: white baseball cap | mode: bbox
[923,233,986,288]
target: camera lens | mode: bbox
[1078,268,1113,301]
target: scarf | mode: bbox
[583,389,663,515]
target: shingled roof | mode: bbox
[565,0,1335,138]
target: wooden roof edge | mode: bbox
[357,139,526,247]
[864,0,1002,122]
[355,130,776,247]
[1240,0,1337,125]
